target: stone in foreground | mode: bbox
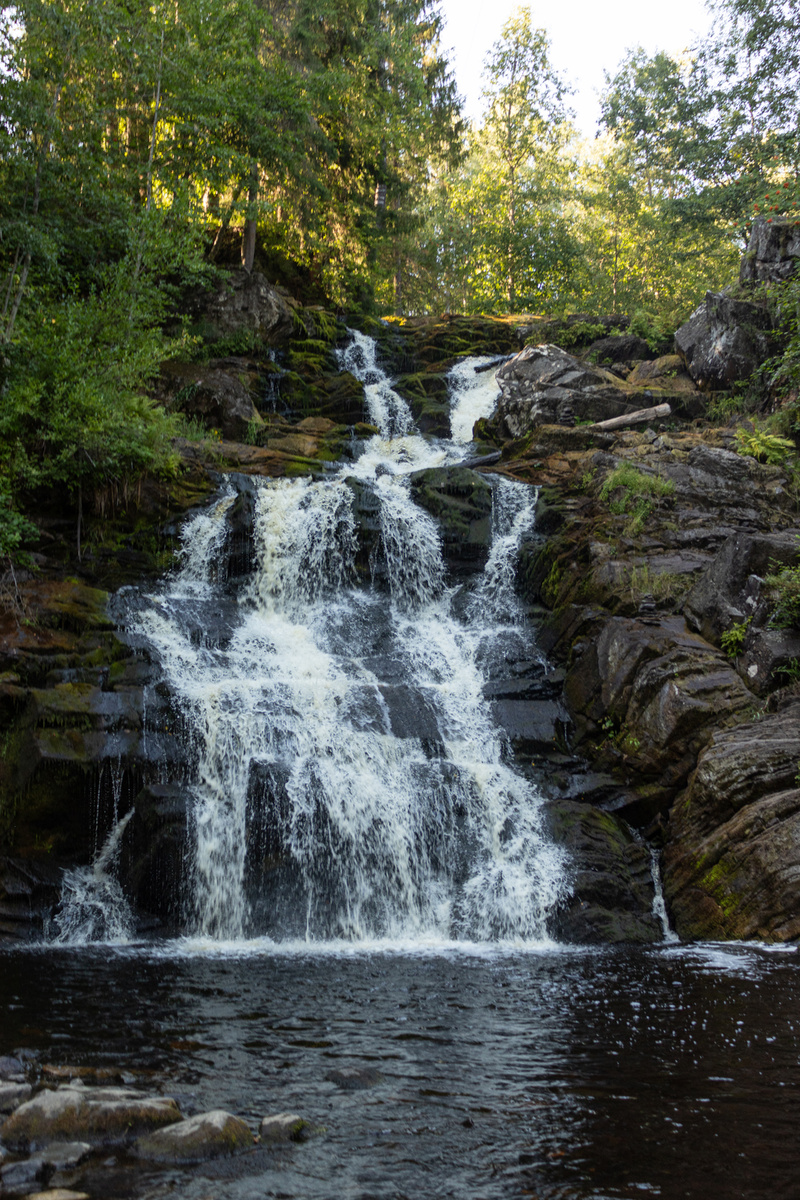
[259,1113,311,1143]
[135,1109,253,1162]
[0,1085,181,1152]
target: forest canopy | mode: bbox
[1,0,799,537]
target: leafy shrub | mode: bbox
[628,309,675,352]
[765,557,800,629]
[721,619,751,659]
[734,425,795,465]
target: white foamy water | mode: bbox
[447,356,502,444]
[336,327,414,438]
[105,331,569,946]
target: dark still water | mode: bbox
[2,940,799,1199]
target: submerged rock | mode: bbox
[0,1085,181,1152]
[135,1110,253,1162]
[324,1067,384,1090]
[259,1113,312,1144]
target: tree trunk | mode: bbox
[242,166,259,273]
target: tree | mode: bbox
[479,6,572,309]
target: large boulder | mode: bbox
[135,1110,253,1162]
[684,530,800,644]
[740,215,800,285]
[0,859,61,942]
[0,1085,181,1151]
[409,466,493,572]
[674,291,773,390]
[155,359,263,441]
[564,615,753,821]
[664,693,800,940]
[492,344,664,437]
[190,269,294,345]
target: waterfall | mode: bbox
[122,331,568,944]
[447,357,501,444]
[336,328,413,438]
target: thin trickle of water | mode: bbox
[472,477,537,623]
[651,849,680,943]
[336,327,414,438]
[447,357,501,444]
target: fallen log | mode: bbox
[587,403,671,432]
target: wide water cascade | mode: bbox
[118,332,567,945]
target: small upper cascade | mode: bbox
[336,328,414,438]
[447,357,502,444]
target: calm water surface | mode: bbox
[2,940,799,1199]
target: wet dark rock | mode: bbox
[409,467,492,572]
[0,1085,182,1152]
[547,801,661,943]
[739,215,800,285]
[490,698,568,754]
[117,784,190,928]
[0,1083,32,1113]
[324,1067,384,1090]
[135,1110,253,1162]
[674,292,774,390]
[259,1113,311,1144]
[664,694,800,941]
[0,860,61,943]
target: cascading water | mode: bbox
[117,332,568,945]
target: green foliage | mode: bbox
[0,489,38,559]
[720,618,751,659]
[598,462,675,536]
[765,556,800,630]
[734,425,796,465]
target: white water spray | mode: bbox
[121,332,567,944]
